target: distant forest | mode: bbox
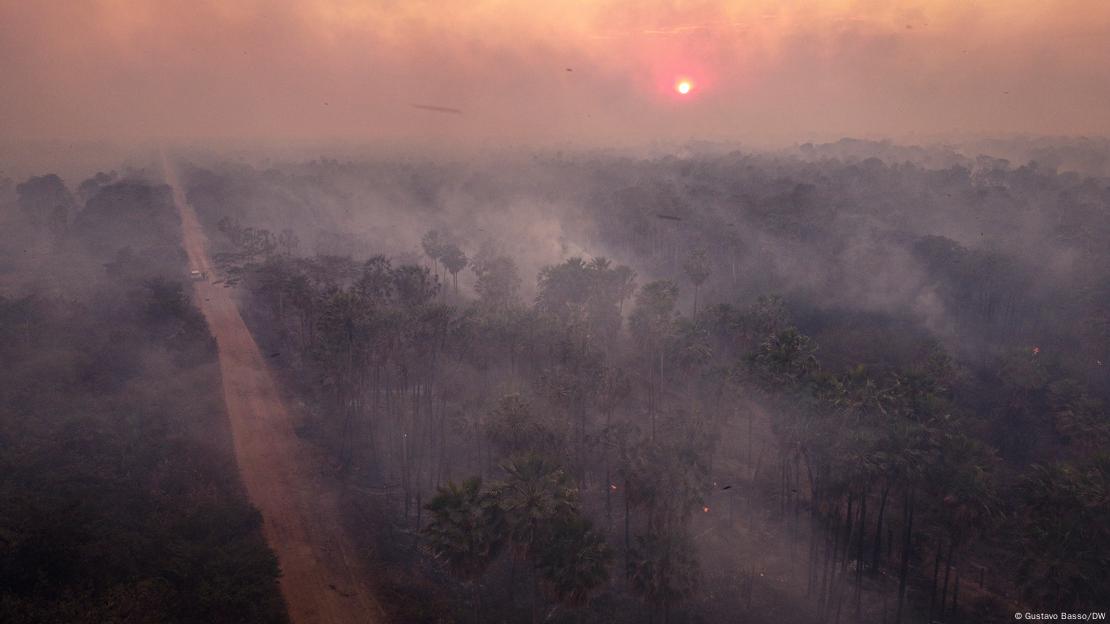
[182,147,1109,623]
[0,173,287,623]
[1,143,1107,624]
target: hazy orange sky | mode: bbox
[2,0,1109,146]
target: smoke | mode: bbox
[3,1,1110,145]
[171,137,1102,369]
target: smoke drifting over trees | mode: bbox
[0,171,286,622]
[3,0,1110,621]
[2,132,1109,624]
[1,141,1083,623]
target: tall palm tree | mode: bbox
[682,247,711,318]
[927,433,999,621]
[421,229,446,278]
[536,515,613,613]
[628,529,700,624]
[494,453,579,624]
[630,280,679,436]
[485,394,567,459]
[597,367,632,528]
[613,265,638,318]
[423,477,506,623]
[1017,455,1109,612]
[440,244,468,295]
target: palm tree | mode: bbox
[597,367,632,528]
[494,453,579,624]
[472,254,522,311]
[682,247,711,318]
[423,477,507,622]
[614,428,650,579]
[629,280,679,437]
[536,257,592,328]
[314,289,374,466]
[1017,455,1109,612]
[485,394,566,459]
[390,263,440,307]
[613,265,638,317]
[440,244,468,295]
[927,433,999,622]
[536,515,613,613]
[421,229,447,278]
[747,327,819,388]
[536,256,632,345]
[628,529,700,624]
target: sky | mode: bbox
[2,0,1109,147]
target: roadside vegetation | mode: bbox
[0,173,287,624]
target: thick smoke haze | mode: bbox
[3,3,1109,624]
[3,0,1110,145]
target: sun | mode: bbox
[675,79,693,95]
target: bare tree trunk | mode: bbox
[748,407,754,468]
[840,492,855,573]
[605,410,613,530]
[939,538,955,621]
[624,480,632,583]
[822,503,840,608]
[951,558,960,621]
[855,490,867,621]
[746,564,754,609]
[895,488,915,624]
[929,538,942,623]
[781,457,788,518]
[657,349,664,415]
[532,562,540,624]
[871,483,890,574]
[807,487,821,597]
[474,577,482,624]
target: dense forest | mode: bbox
[171,144,1108,623]
[0,173,287,623]
[6,0,1110,621]
[1,143,1107,623]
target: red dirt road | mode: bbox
[162,154,385,624]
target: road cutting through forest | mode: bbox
[162,153,385,624]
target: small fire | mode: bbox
[610,484,618,491]
[703,505,710,513]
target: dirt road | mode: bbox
[162,154,385,624]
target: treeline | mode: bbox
[212,213,1108,623]
[222,241,721,622]
[185,149,1110,623]
[180,151,1110,398]
[0,174,287,623]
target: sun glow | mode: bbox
[675,79,692,95]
